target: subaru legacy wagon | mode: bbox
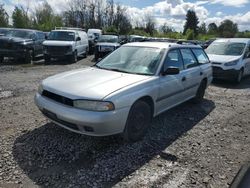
[35,42,212,142]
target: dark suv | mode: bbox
[94,34,120,61]
[0,29,45,64]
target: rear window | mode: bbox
[192,49,209,64]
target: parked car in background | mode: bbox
[206,38,250,83]
[35,42,212,142]
[0,28,11,37]
[0,29,45,64]
[43,27,89,64]
[87,29,102,54]
[202,39,216,49]
[129,35,146,42]
[94,34,120,61]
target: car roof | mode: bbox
[123,42,202,49]
[51,30,78,33]
[214,38,250,43]
[9,28,40,32]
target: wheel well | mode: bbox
[136,96,154,117]
[202,78,207,86]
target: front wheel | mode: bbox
[25,50,33,64]
[235,69,243,84]
[70,51,77,63]
[192,80,207,103]
[123,101,151,142]
[0,56,4,63]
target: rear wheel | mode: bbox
[192,80,207,103]
[123,101,151,142]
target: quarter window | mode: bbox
[180,49,198,69]
[192,49,209,64]
[164,50,184,70]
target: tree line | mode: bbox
[0,1,250,39]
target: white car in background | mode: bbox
[43,27,89,64]
[206,38,250,83]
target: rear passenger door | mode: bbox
[156,49,185,114]
[180,48,202,98]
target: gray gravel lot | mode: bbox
[0,56,249,188]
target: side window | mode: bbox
[164,49,184,70]
[192,48,209,64]
[244,44,250,58]
[180,49,198,69]
[37,32,45,40]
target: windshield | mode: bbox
[98,35,118,43]
[96,46,164,75]
[206,42,246,56]
[6,30,33,39]
[48,31,75,41]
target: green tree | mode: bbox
[198,22,207,34]
[12,6,30,28]
[33,2,63,31]
[144,14,155,36]
[0,4,9,27]
[183,10,199,36]
[160,23,174,34]
[207,23,218,34]
[218,19,238,37]
[186,29,194,40]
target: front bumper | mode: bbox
[34,93,130,136]
[212,66,239,80]
[0,49,26,58]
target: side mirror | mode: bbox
[162,66,180,76]
[76,37,81,41]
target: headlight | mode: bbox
[38,84,43,95]
[225,60,238,66]
[73,100,115,111]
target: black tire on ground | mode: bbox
[44,55,51,65]
[25,50,33,64]
[192,80,207,103]
[0,56,3,63]
[84,47,88,58]
[123,101,151,142]
[234,69,243,84]
[70,51,77,63]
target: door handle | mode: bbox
[200,72,203,76]
[182,77,186,81]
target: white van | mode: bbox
[43,28,89,64]
[206,38,250,83]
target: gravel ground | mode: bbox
[0,56,249,188]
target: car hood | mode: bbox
[96,42,120,47]
[43,40,74,46]
[0,36,32,43]
[42,67,150,100]
[207,54,241,63]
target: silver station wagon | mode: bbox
[35,42,212,142]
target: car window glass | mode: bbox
[164,50,184,70]
[180,49,198,69]
[244,44,250,58]
[192,49,209,64]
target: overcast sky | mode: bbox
[3,0,250,31]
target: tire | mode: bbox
[25,50,33,64]
[44,55,51,65]
[234,69,243,84]
[0,56,3,63]
[123,101,151,142]
[84,47,88,58]
[192,80,207,103]
[70,51,77,63]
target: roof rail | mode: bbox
[55,27,85,31]
[176,40,198,45]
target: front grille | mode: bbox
[211,62,222,65]
[42,90,73,106]
[42,109,79,131]
[47,46,69,55]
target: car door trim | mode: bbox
[156,83,199,102]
